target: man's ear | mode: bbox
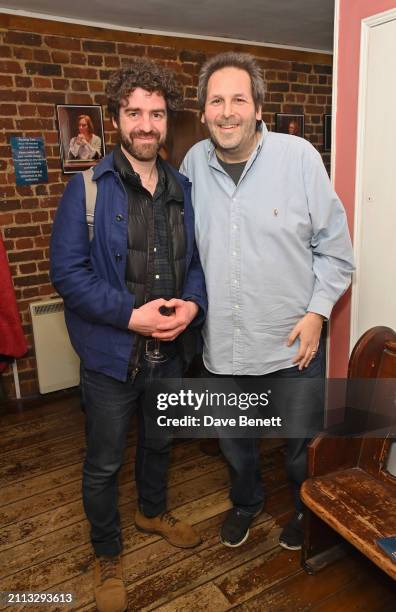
[200,113,206,125]
[111,116,118,130]
[255,105,262,121]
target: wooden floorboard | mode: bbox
[232,554,390,610]
[1,394,395,611]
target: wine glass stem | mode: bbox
[153,339,161,356]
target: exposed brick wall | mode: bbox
[0,16,332,399]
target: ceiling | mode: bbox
[1,0,335,52]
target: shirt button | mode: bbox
[153,247,157,252]
[115,214,123,222]
[233,224,237,230]
[232,251,237,256]
[115,253,122,262]
[155,274,160,279]
[234,304,239,309]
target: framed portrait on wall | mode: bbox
[324,114,332,151]
[275,113,305,138]
[56,105,105,174]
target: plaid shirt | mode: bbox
[149,163,175,301]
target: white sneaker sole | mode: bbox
[220,528,250,547]
[278,539,302,551]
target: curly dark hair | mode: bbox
[105,58,183,121]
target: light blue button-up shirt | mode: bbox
[180,123,354,375]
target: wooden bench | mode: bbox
[301,326,396,580]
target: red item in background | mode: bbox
[0,234,27,372]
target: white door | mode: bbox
[351,11,396,348]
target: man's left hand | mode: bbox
[152,299,199,341]
[287,312,324,370]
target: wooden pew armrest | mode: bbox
[307,432,361,477]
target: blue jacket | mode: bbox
[50,152,207,381]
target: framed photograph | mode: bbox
[324,114,332,151]
[56,105,105,174]
[275,113,304,138]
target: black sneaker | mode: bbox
[279,511,304,550]
[220,507,259,547]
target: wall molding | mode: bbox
[0,11,333,64]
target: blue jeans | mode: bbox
[208,343,325,515]
[80,356,181,557]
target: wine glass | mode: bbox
[144,305,175,366]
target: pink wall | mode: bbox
[329,0,396,377]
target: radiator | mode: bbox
[30,298,80,393]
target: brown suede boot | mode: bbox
[135,509,202,548]
[94,554,128,612]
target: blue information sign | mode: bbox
[11,136,48,186]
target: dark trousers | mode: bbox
[205,344,325,515]
[80,356,181,557]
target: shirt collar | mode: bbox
[113,145,170,201]
[93,148,185,203]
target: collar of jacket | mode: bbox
[92,150,188,203]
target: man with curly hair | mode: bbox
[51,59,207,612]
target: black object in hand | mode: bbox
[159,305,175,316]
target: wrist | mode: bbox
[128,307,140,330]
[186,300,199,322]
[307,311,325,322]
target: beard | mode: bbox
[119,129,165,162]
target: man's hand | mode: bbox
[128,298,169,335]
[152,299,199,341]
[287,312,324,370]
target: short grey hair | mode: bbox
[197,52,266,111]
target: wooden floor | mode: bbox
[1,392,396,611]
